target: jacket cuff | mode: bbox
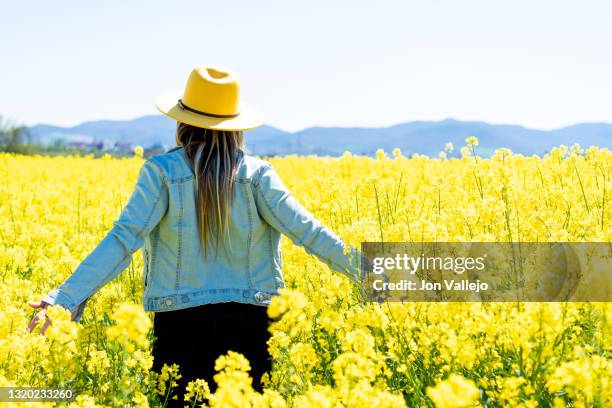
[42,288,88,322]
[330,246,364,285]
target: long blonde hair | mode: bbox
[175,122,245,257]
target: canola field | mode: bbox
[0,140,610,407]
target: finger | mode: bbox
[29,310,47,332]
[27,314,40,333]
[39,317,51,335]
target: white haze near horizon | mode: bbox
[0,0,611,132]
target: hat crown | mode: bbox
[181,66,240,116]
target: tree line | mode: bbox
[0,116,34,153]
[0,115,152,157]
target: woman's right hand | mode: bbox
[27,300,52,335]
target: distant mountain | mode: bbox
[29,115,288,152]
[28,115,611,157]
[30,115,177,148]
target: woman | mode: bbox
[26,65,363,403]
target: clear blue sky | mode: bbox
[1,0,610,132]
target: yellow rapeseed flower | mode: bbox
[133,145,144,158]
[427,374,480,408]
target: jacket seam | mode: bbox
[136,173,165,247]
[252,163,270,189]
[144,224,160,299]
[267,226,273,281]
[268,227,281,290]
[143,247,149,286]
[243,183,254,288]
[175,182,183,291]
[147,159,169,185]
[168,176,194,184]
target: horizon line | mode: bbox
[26,114,612,134]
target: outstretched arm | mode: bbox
[40,158,169,322]
[253,162,363,284]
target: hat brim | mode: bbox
[155,91,264,131]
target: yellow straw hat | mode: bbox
[155,65,264,131]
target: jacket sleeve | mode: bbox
[42,159,169,321]
[253,162,363,284]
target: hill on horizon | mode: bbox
[28,116,612,157]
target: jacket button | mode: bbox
[254,292,265,302]
[164,299,174,306]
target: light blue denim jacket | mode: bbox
[43,146,362,321]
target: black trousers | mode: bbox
[151,302,272,406]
